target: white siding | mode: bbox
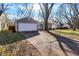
[52,24,57,29]
[16,23,37,31]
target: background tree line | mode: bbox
[0,3,79,31]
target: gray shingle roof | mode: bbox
[15,17,37,23]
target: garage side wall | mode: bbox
[15,22,18,32]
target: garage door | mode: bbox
[18,23,37,31]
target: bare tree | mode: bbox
[16,3,34,18]
[56,4,71,23]
[0,3,9,16]
[39,3,54,30]
[56,3,79,31]
[69,3,79,31]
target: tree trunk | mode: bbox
[43,3,49,31]
[73,24,77,31]
[44,18,48,30]
[0,11,3,16]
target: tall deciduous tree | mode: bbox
[39,3,54,30]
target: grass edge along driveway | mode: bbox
[50,29,79,40]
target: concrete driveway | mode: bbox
[24,31,78,56]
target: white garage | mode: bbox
[15,17,37,32]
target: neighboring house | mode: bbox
[61,24,70,29]
[52,21,70,29]
[0,13,9,31]
[37,22,43,30]
[38,20,61,30]
[15,17,38,32]
[38,21,52,30]
[51,22,60,29]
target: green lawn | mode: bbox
[0,31,26,45]
[50,29,79,39]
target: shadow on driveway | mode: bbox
[46,31,79,56]
[22,31,40,39]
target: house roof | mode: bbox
[15,17,37,23]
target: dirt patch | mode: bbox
[0,40,41,56]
